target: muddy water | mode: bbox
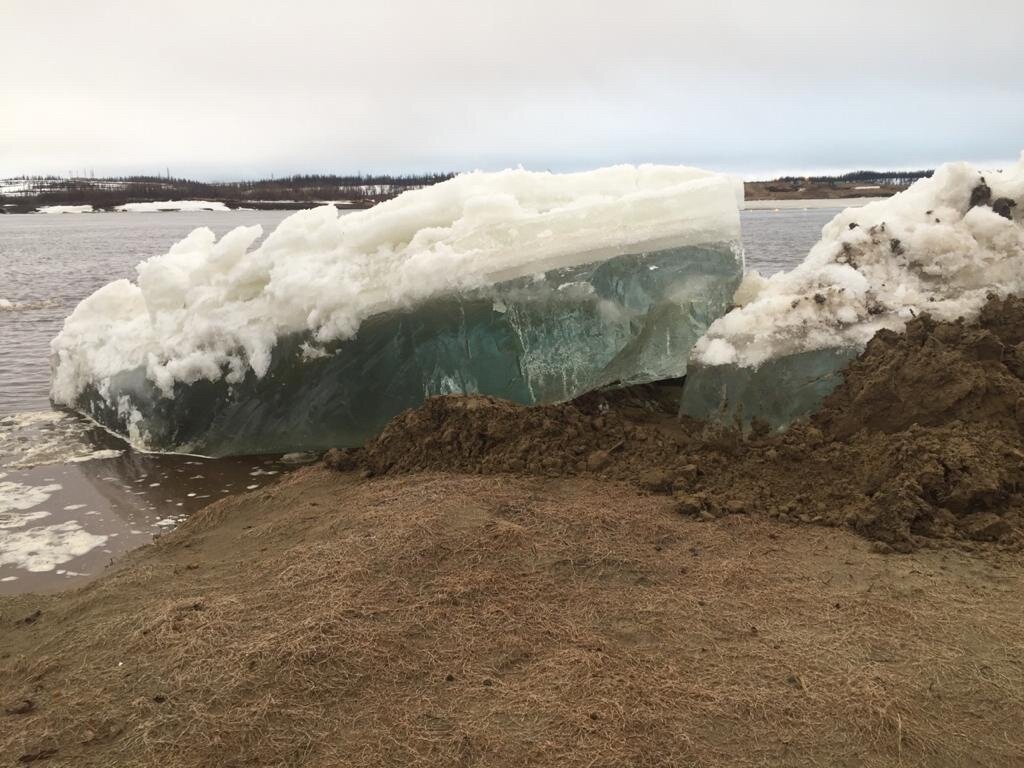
[0,210,304,593]
[0,205,843,593]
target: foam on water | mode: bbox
[0,411,124,469]
[0,297,62,313]
[0,476,61,513]
[0,520,108,572]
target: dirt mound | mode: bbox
[341,296,1024,551]
[357,385,683,480]
[814,294,1024,438]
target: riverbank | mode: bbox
[1,199,374,214]
[1,175,901,214]
[0,174,453,214]
[743,179,907,201]
[3,467,1021,767]
[743,196,880,209]
[5,196,884,215]
[3,298,1024,766]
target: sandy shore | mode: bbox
[3,467,1022,767]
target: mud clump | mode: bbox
[344,296,1024,552]
[814,295,1024,438]
[362,386,689,482]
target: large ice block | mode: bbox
[52,165,744,455]
[679,347,859,429]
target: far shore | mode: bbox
[4,195,884,215]
[743,196,879,210]
[0,199,376,215]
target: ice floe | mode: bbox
[52,164,744,454]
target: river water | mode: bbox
[0,205,847,593]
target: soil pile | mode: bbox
[816,294,1024,437]
[349,295,1024,552]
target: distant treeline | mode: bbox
[0,172,457,210]
[767,169,934,186]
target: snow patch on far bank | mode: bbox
[115,200,230,212]
[37,204,94,214]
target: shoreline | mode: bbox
[4,194,894,216]
[743,196,880,209]
[3,466,1021,766]
[1,200,375,215]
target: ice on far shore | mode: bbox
[115,200,230,212]
[37,204,94,214]
[682,152,1024,428]
[51,165,744,455]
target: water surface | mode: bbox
[1,211,298,592]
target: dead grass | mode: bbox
[2,468,1023,766]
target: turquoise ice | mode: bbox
[72,241,742,455]
[679,347,859,430]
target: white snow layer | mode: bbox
[694,153,1024,367]
[51,165,743,404]
[37,204,94,214]
[115,200,230,212]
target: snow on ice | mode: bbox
[683,152,1024,427]
[51,165,744,454]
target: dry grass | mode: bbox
[2,468,1023,767]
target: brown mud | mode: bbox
[347,294,1024,553]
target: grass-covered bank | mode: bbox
[3,467,1021,767]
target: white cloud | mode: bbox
[2,0,1022,177]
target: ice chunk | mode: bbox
[680,347,859,429]
[52,165,744,455]
[683,152,1024,428]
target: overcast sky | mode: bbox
[3,0,1022,180]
